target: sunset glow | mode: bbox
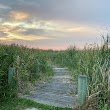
[10,11,30,21]
[0,0,110,50]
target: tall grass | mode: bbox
[52,37,110,109]
[1,37,110,109]
[0,44,53,99]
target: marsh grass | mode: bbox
[0,44,53,98]
[51,37,110,109]
[1,36,110,109]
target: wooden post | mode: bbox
[78,75,87,105]
[108,75,110,92]
[8,67,16,85]
[107,75,110,105]
[8,67,17,96]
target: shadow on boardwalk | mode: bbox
[23,67,77,108]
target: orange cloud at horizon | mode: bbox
[10,11,30,20]
[0,35,50,41]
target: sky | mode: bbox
[0,0,110,50]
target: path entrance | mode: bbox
[24,67,77,108]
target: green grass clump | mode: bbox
[0,98,72,110]
[0,44,53,99]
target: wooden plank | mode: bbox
[78,75,87,105]
[108,75,110,92]
[8,67,16,85]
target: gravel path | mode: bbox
[23,67,77,108]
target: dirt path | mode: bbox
[23,67,77,108]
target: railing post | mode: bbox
[107,75,110,104]
[108,75,110,92]
[78,75,87,105]
[8,67,16,85]
[8,67,17,96]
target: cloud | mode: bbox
[0,18,99,42]
[1,0,110,24]
[10,11,30,21]
[5,0,109,24]
[0,0,109,49]
[0,21,51,41]
[9,34,50,41]
[0,4,11,9]
[0,31,8,37]
[0,34,50,41]
[20,29,46,36]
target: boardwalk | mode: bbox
[23,67,77,108]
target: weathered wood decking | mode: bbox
[23,67,77,108]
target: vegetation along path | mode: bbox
[23,67,77,108]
